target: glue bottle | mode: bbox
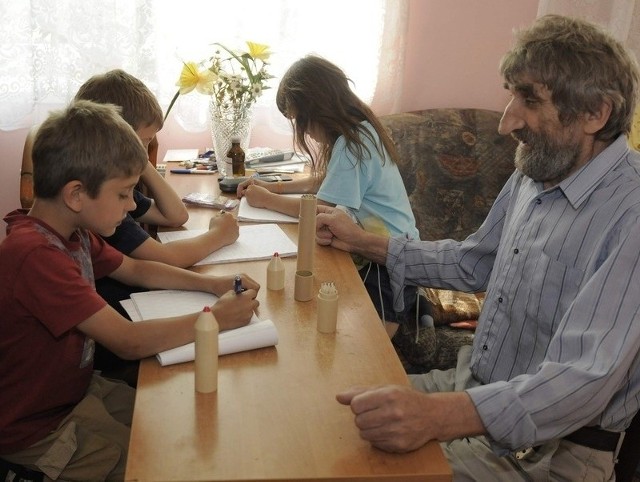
[267,252,285,290]
[195,306,219,393]
[317,282,339,333]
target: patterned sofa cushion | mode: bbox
[381,108,518,242]
[380,109,518,373]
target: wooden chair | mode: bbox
[19,128,36,209]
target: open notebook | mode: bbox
[121,290,278,366]
[237,196,301,223]
[157,224,297,265]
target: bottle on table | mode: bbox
[227,137,246,177]
[195,306,219,393]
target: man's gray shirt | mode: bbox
[387,135,640,451]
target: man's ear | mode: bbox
[61,180,85,213]
[583,98,613,135]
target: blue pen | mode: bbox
[234,275,246,294]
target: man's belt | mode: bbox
[564,426,623,452]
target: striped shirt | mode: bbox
[386,135,640,451]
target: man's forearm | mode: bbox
[350,229,390,265]
[429,392,486,442]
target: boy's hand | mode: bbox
[208,212,239,247]
[210,273,260,297]
[211,289,260,330]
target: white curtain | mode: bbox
[0,0,408,132]
[537,0,640,62]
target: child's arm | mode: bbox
[237,176,319,197]
[237,176,330,218]
[128,212,240,268]
[240,183,334,218]
[77,289,257,359]
[241,185,303,217]
[135,160,189,227]
[108,255,259,296]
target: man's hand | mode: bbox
[315,205,362,252]
[336,385,436,453]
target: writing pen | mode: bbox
[234,275,246,294]
[170,168,216,175]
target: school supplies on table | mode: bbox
[245,148,294,165]
[162,148,200,163]
[170,168,216,175]
[244,147,308,171]
[181,193,239,210]
[157,224,298,265]
[237,196,301,223]
[121,290,278,366]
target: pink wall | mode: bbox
[400,0,538,112]
[0,0,538,240]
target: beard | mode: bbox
[513,127,581,183]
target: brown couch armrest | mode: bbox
[420,287,484,326]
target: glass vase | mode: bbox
[209,96,253,178]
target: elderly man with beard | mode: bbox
[315,14,640,481]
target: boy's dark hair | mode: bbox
[500,14,639,141]
[74,69,163,131]
[276,55,399,174]
[32,100,148,199]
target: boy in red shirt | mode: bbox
[0,100,260,480]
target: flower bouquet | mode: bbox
[167,41,273,174]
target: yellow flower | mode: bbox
[246,41,271,61]
[176,62,217,95]
[164,41,272,122]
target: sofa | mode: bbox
[380,108,518,372]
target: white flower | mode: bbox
[165,41,274,121]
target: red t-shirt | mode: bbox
[0,210,123,453]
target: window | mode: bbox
[0,0,407,132]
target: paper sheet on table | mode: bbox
[237,196,301,223]
[157,224,297,265]
[162,148,199,163]
[121,290,278,366]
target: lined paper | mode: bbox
[237,196,301,223]
[157,224,297,265]
[122,290,278,366]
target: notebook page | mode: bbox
[124,290,278,366]
[157,224,297,265]
[237,196,301,223]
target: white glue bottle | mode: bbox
[317,282,339,333]
[195,306,219,393]
[267,252,285,290]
